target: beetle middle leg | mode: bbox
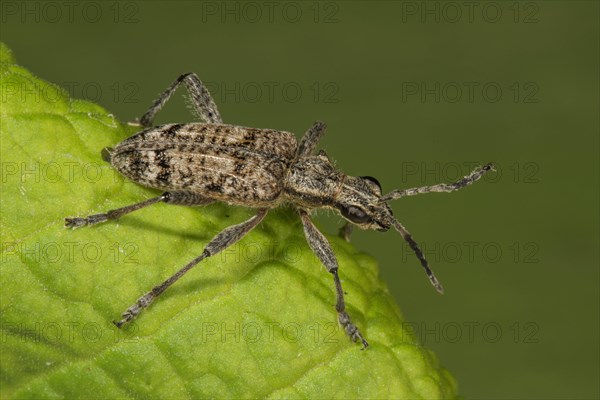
[298,208,368,349]
[65,191,214,228]
[114,208,268,327]
[137,72,223,127]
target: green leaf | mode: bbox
[0,42,457,399]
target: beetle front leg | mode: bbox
[338,222,354,242]
[114,208,268,327]
[296,121,327,157]
[298,208,368,349]
[137,72,223,127]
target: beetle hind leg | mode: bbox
[64,191,214,228]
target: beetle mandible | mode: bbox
[65,73,494,349]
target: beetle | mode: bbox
[66,73,493,348]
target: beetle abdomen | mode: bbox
[110,123,298,206]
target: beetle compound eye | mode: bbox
[340,205,371,224]
[361,176,382,193]
[361,176,380,188]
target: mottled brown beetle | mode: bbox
[65,73,493,349]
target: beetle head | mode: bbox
[335,175,394,232]
[335,175,444,294]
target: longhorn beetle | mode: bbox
[65,73,493,349]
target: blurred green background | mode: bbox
[2,1,598,398]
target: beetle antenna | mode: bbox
[380,163,495,203]
[390,217,444,294]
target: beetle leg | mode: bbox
[162,191,215,206]
[298,208,368,349]
[296,121,327,157]
[64,191,214,228]
[338,222,354,242]
[138,73,223,127]
[114,208,268,327]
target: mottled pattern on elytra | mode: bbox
[111,123,298,206]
